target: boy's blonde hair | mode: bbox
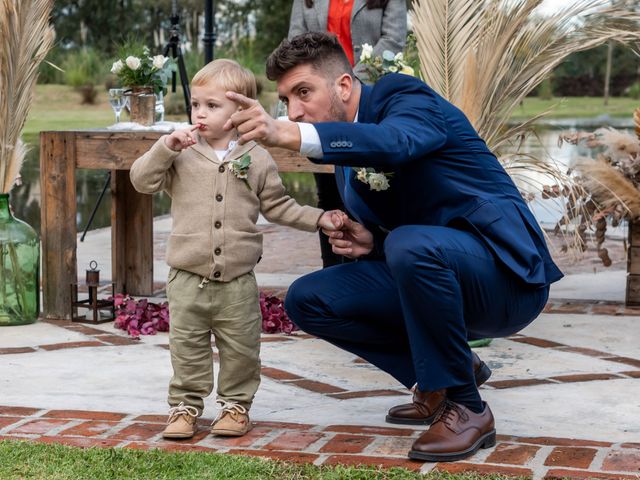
[191,59,257,99]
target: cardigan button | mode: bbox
[218,165,225,173]
[214,221,222,229]
[213,271,221,279]
[216,194,223,202]
[214,247,221,255]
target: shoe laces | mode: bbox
[432,399,469,429]
[213,400,247,423]
[167,402,198,424]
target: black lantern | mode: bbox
[70,261,115,324]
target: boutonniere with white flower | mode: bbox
[355,168,393,191]
[230,153,252,190]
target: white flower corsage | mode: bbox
[230,153,252,190]
[355,168,392,191]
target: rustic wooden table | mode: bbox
[39,129,331,319]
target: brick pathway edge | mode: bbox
[1,406,639,479]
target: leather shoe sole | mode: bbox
[385,359,492,426]
[408,429,496,462]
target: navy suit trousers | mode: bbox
[285,225,549,392]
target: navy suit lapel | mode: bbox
[340,83,386,228]
[358,83,372,122]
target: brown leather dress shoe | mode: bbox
[386,351,491,425]
[408,400,496,462]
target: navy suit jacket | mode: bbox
[312,74,563,287]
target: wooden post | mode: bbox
[626,219,640,306]
[111,170,154,295]
[40,132,78,319]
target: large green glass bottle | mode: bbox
[0,194,39,326]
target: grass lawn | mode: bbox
[23,84,279,144]
[0,440,515,480]
[23,86,637,145]
[511,96,637,120]
[24,85,114,143]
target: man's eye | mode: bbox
[299,89,309,97]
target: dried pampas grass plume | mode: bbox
[0,0,55,193]
[579,159,640,218]
[594,127,640,161]
[2,139,26,194]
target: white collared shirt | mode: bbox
[280,112,359,159]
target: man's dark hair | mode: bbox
[266,32,354,82]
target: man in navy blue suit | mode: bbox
[225,32,563,462]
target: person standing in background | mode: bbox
[288,0,407,267]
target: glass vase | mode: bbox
[0,194,39,326]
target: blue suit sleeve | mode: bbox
[314,76,448,168]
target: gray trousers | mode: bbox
[166,268,262,415]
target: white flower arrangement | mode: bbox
[110,46,175,95]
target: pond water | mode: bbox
[12,121,633,234]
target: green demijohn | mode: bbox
[0,194,39,326]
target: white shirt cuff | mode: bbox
[297,122,323,159]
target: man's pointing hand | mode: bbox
[224,91,301,150]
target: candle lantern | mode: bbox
[70,260,115,323]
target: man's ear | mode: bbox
[336,73,353,102]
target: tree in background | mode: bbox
[553,44,639,97]
[52,0,144,55]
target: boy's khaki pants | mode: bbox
[166,268,262,415]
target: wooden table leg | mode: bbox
[40,132,78,319]
[111,170,154,295]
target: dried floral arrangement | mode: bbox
[545,109,640,266]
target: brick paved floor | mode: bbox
[1,309,639,479]
[2,404,639,478]
[3,222,639,479]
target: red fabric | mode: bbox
[327,0,355,66]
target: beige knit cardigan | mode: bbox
[130,135,323,281]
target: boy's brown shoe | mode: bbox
[163,402,198,439]
[211,402,252,437]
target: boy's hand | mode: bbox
[317,209,342,232]
[322,211,374,259]
[164,124,201,152]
